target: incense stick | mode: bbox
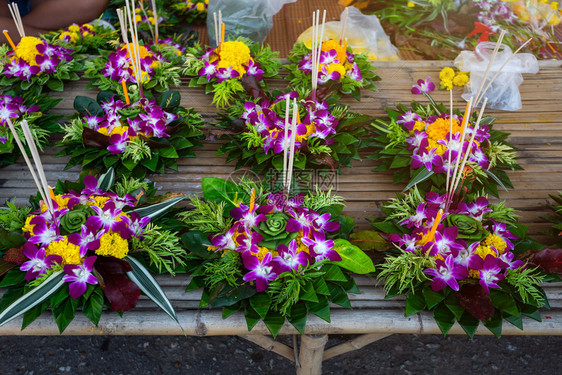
[310,10,318,92]
[475,38,533,107]
[339,7,349,45]
[8,3,24,38]
[213,12,219,48]
[150,0,159,43]
[5,118,51,211]
[218,10,222,47]
[313,10,326,92]
[445,88,453,194]
[473,30,505,107]
[286,99,298,195]
[20,120,54,213]
[448,98,488,205]
[283,98,289,188]
[138,1,154,40]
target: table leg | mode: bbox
[296,334,328,375]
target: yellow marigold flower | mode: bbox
[548,14,560,25]
[96,232,129,259]
[482,234,507,254]
[410,120,426,133]
[439,67,455,81]
[217,41,251,76]
[46,237,82,265]
[426,117,461,141]
[86,195,110,208]
[452,73,469,87]
[15,36,43,65]
[252,246,278,261]
[68,24,80,32]
[551,1,559,8]
[326,63,346,78]
[22,215,37,235]
[205,0,209,4]
[407,1,415,7]
[196,2,205,11]
[109,125,130,137]
[440,79,453,91]
[135,14,142,23]
[295,122,317,143]
[83,24,94,31]
[321,39,347,65]
[427,139,447,156]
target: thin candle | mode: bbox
[3,30,16,50]
[339,7,349,45]
[427,209,443,242]
[122,79,130,104]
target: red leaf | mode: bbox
[94,256,140,312]
[241,76,267,100]
[0,259,16,276]
[455,283,495,321]
[82,127,110,148]
[531,248,562,274]
[3,246,27,265]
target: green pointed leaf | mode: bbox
[129,195,185,219]
[458,312,480,339]
[83,287,104,326]
[249,294,271,319]
[313,277,330,296]
[244,304,261,331]
[52,297,78,334]
[158,91,181,109]
[503,312,523,330]
[0,228,26,250]
[21,301,49,330]
[330,239,375,274]
[222,302,241,319]
[125,256,181,330]
[327,283,351,309]
[287,303,308,334]
[423,287,445,310]
[484,169,509,192]
[0,269,26,287]
[201,177,247,212]
[433,303,455,336]
[263,310,285,338]
[74,96,103,116]
[0,271,64,327]
[185,276,206,292]
[306,296,331,323]
[403,168,434,192]
[444,294,465,321]
[483,311,503,338]
[96,167,116,191]
[520,305,542,322]
[405,292,426,317]
[322,265,347,282]
[300,282,319,303]
[489,290,519,317]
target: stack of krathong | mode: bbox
[182,12,281,108]
[0,5,81,95]
[0,92,61,168]
[179,100,374,337]
[0,116,186,333]
[61,3,204,179]
[85,1,181,95]
[367,77,519,197]
[285,9,380,101]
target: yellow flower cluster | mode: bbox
[95,231,129,259]
[14,36,43,65]
[58,24,94,43]
[509,0,561,25]
[186,0,208,12]
[468,234,508,278]
[22,215,37,235]
[439,67,469,91]
[45,237,82,265]
[425,117,462,156]
[216,41,251,76]
[135,7,155,25]
[317,39,349,80]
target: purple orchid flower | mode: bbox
[411,77,435,95]
[108,130,129,154]
[491,221,518,251]
[406,130,428,150]
[423,254,468,292]
[242,251,277,292]
[391,233,421,253]
[236,232,263,253]
[432,226,464,257]
[231,203,266,231]
[456,197,492,220]
[472,254,505,294]
[20,242,62,281]
[114,212,150,240]
[210,226,238,251]
[301,231,341,262]
[498,251,525,270]
[80,175,104,196]
[311,212,340,232]
[286,210,316,237]
[216,66,239,83]
[411,146,442,171]
[401,203,428,228]
[317,65,341,85]
[347,62,362,82]
[397,111,423,130]
[63,256,98,299]
[469,145,490,169]
[28,222,64,247]
[272,239,311,274]
[246,59,264,80]
[67,218,103,257]
[89,202,124,232]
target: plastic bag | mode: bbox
[296,7,399,61]
[206,0,295,45]
[454,42,539,111]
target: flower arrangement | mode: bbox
[0,35,82,96]
[285,38,380,101]
[46,22,119,55]
[0,92,61,168]
[57,91,204,179]
[367,78,520,196]
[216,91,369,174]
[179,177,375,336]
[84,41,181,93]
[0,168,186,332]
[182,38,282,108]
[369,188,549,337]
[171,0,209,24]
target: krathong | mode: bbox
[0,166,186,333]
[47,22,119,55]
[172,0,209,24]
[370,188,550,337]
[58,91,204,179]
[215,91,368,174]
[0,92,61,168]
[367,78,520,196]
[182,32,281,108]
[179,177,375,337]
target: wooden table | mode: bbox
[1,60,562,374]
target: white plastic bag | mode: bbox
[454,42,539,111]
[296,7,399,61]
[206,0,295,45]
